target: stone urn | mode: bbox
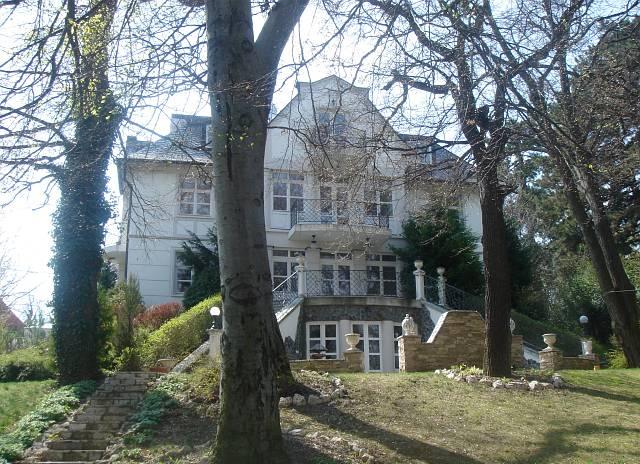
[345,333,361,352]
[542,333,557,351]
[581,339,593,356]
[402,314,418,336]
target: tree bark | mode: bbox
[206,0,307,461]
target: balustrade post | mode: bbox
[295,255,306,297]
[437,266,447,306]
[413,260,425,300]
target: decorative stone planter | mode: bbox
[345,333,361,352]
[542,333,557,351]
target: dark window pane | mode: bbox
[325,324,337,338]
[273,250,288,257]
[177,268,191,280]
[179,203,193,215]
[196,204,210,216]
[382,266,396,280]
[338,281,350,295]
[369,355,381,371]
[379,190,392,202]
[352,324,363,336]
[273,197,287,211]
[394,356,399,369]
[322,281,334,295]
[273,182,287,196]
[290,183,303,197]
[367,281,380,295]
[380,203,393,217]
[309,325,321,338]
[273,261,288,276]
[368,325,380,338]
[383,281,397,296]
[369,339,380,353]
[393,325,403,337]
[325,339,337,353]
[181,178,195,189]
[381,255,397,262]
[291,198,303,212]
[338,266,350,280]
[367,266,380,280]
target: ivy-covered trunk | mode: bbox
[206,0,307,461]
[52,0,120,384]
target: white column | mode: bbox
[295,254,306,297]
[413,260,425,300]
[437,266,447,306]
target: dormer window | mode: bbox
[316,112,347,144]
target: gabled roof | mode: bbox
[0,299,24,330]
[399,134,475,182]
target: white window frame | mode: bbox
[393,323,403,371]
[178,174,212,216]
[365,254,398,296]
[306,322,339,359]
[272,172,304,212]
[364,188,393,218]
[174,251,193,295]
[272,249,304,292]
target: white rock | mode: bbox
[446,372,456,379]
[552,375,565,389]
[307,394,322,405]
[466,375,480,383]
[292,394,306,406]
[506,381,528,391]
[288,428,304,436]
[306,431,319,438]
[362,453,376,463]
[434,369,441,375]
[492,379,505,389]
[330,436,344,443]
[479,377,493,385]
[279,397,292,407]
[528,381,540,391]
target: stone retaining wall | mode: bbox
[290,350,364,373]
[399,311,525,371]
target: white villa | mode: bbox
[106,76,484,372]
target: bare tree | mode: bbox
[477,0,640,366]
[205,0,308,461]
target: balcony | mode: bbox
[305,269,399,297]
[288,199,391,244]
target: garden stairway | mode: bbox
[30,371,162,464]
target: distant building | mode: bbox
[0,298,24,331]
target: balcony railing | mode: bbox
[305,269,399,297]
[424,275,484,313]
[290,199,390,229]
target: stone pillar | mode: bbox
[295,255,306,297]
[208,328,222,360]
[344,350,364,372]
[539,348,563,371]
[437,266,447,306]
[413,260,426,300]
[398,335,421,372]
[511,335,524,368]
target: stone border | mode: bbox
[279,374,348,408]
[435,368,566,391]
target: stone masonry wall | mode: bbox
[398,311,527,371]
[290,350,364,373]
[399,311,485,372]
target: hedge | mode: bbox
[0,346,56,382]
[511,311,602,356]
[140,295,219,367]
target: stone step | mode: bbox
[92,391,144,400]
[43,449,104,461]
[82,406,132,416]
[46,439,109,451]
[90,398,140,407]
[59,430,111,441]
[68,421,122,432]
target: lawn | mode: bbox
[0,380,56,431]
[112,368,640,464]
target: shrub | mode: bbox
[606,336,628,368]
[0,346,55,382]
[134,302,183,330]
[0,380,96,462]
[139,295,219,367]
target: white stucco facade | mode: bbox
[106,76,483,371]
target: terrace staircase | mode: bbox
[26,371,162,464]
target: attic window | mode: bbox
[316,112,347,143]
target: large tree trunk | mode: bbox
[206,1,304,461]
[552,147,640,366]
[478,160,512,377]
[52,0,119,384]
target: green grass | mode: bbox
[0,380,56,431]
[280,369,640,463]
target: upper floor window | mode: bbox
[317,112,347,143]
[272,172,303,212]
[364,188,393,217]
[179,175,212,216]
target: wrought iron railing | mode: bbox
[290,199,390,229]
[272,271,299,311]
[305,269,399,297]
[424,276,484,313]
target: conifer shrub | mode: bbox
[139,295,219,367]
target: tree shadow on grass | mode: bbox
[284,435,349,464]
[511,423,640,464]
[296,405,484,464]
[566,384,640,405]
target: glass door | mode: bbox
[352,322,382,372]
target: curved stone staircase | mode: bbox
[23,371,162,464]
